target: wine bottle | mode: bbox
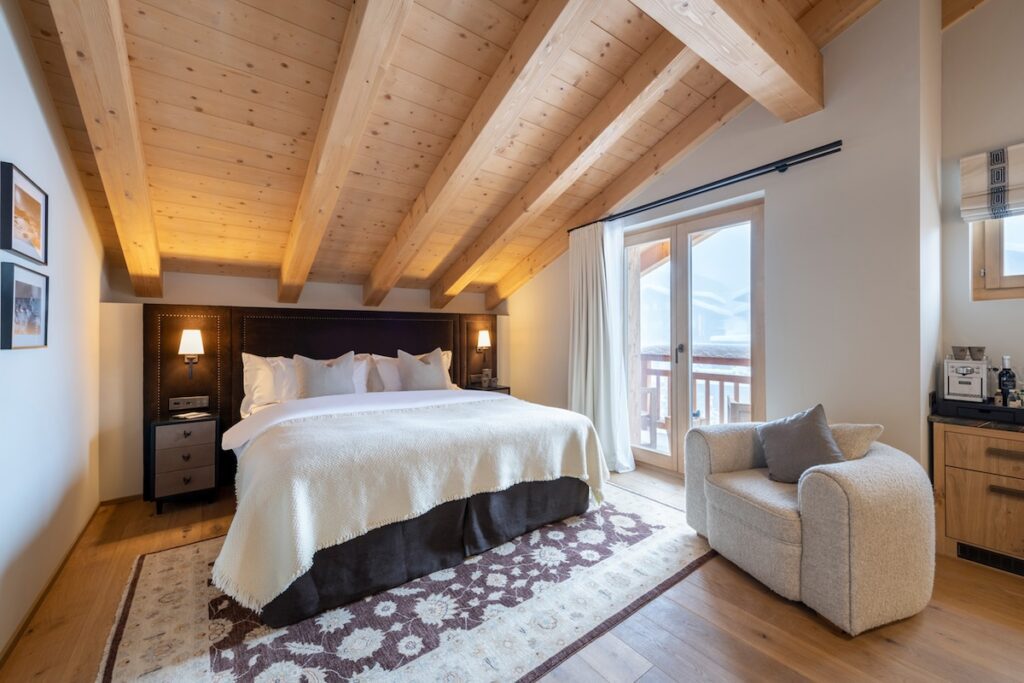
[999,355,1017,407]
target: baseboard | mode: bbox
[100,493,141,506]
[0,502,100,671]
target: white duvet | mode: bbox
[214,390,608,612]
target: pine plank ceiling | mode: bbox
[21,0,882,305]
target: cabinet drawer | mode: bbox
[155,420,216,449]
[155,443,215,474]
[945,431,1024,479]
[946,466,1024,558]
[155,466,215,498]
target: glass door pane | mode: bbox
[688,222,753,428]
[625,237,672,459]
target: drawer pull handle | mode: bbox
[987,447,1024,461]
[181,453,191,462]
[182,475,192,485]
[183,430,192,438]
[989,484,1024,499]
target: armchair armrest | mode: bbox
[798,443,935,635]
[684,423,765,536]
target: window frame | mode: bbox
[972,218,1024,300]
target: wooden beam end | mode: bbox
[429,281,453,309]
[130,271,163,299]
[277,280,302,304]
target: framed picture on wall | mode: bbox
[1,262,48,349]
[1,162,48,265]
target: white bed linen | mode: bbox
[214,390,608,612]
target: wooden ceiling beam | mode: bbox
[632,0,823,122]
[485,81,750,310]
[429,31,700,309]
[485,0,880,310]
[361,0,602,306]
[50,0,162,296]
[277,0,412,303]
[942,0,987,29]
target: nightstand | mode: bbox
[145,416,219,514]
[466,384,511,395]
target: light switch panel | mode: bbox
[169,395,210,411]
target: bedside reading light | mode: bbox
[476,329,492,353]
[178,329,204,380]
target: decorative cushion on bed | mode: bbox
[240,353,298,418]
[370,350,456,391]
[398,348,451,390]
[294,352,367,398]
[756,404,844,483]
[830,423,884,460]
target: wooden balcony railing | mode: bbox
[637,353,751,438]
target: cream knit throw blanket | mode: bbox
[213,392,608,612]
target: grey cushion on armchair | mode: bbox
[684,423,935,636]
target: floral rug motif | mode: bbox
[98,485,710,682]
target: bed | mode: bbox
[157,307,611,627]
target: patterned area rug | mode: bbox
[98,485,711,682]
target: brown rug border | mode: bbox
[518,548,717,683]
[99,553,147,683]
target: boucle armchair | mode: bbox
[684,423,935,636]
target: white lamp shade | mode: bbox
[477,329,492,350]
[178,329,205,356]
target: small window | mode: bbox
[972,216,1024,300]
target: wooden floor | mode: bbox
[2,466,1023,682]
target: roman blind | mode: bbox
[961,142,1024,222]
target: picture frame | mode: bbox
[1,262,48,349]
[1,162,48,265]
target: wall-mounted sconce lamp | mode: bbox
[476,329,492,353]
[178,329,204,380]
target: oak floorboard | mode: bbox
[2,467,1024,682]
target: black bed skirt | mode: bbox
[260,477,591,627]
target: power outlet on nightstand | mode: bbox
[169,395,210,411]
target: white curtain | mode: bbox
[568,221,635,472]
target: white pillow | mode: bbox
[398,348,451,390]
[240,353,298,418]
[294,352,364,398]
[370,354,402,391]
[370,350,456,391]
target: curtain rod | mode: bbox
[566,139,843,234]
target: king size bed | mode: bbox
[184,307,609,627]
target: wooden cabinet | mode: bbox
[146,417,219,513]
[933,420,1024,563]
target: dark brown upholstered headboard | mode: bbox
[228,307,467,428]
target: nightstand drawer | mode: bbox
[945,431,1024,479]
[155,444,215,474]
[946,466,1024,558]
[155,466,215,498]
[155,420,216,449]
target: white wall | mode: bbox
[506,252,571,408]
[507,0,943,463]
[99,271,509,499]
[941,0,1024,372]
[0,0,104,655]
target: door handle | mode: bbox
[674,343,686,363]
[181,453,191,462]
[183,430,192,439]
[182,475,192,485]
[987,448,1024,461]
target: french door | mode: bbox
[624,204,765,473]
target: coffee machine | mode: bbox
[943,358,989,403]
